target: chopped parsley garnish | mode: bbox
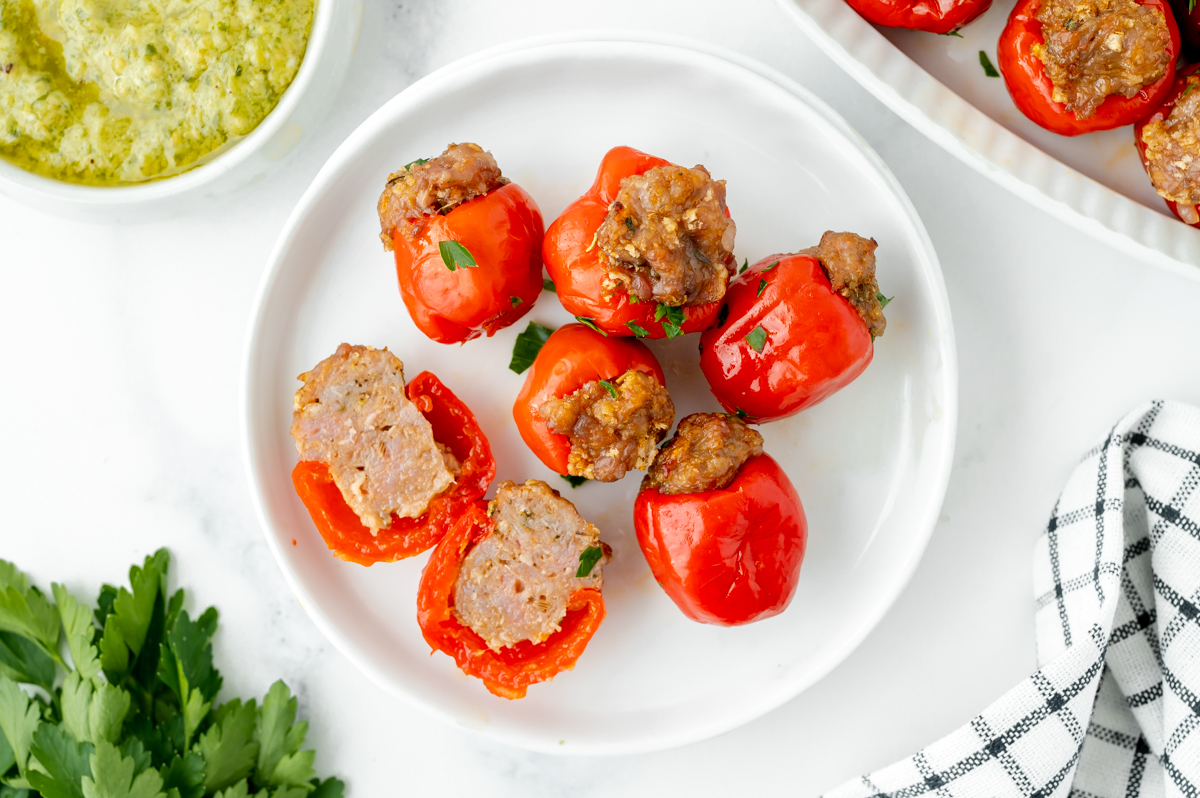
[145,43,157,56]
[716,303,730,328]
[510,296,522,308]
[745,326,768,353]
[561,475,588,488]
[576,546,604,577]
[404,157,431,170]
[626,320,650,337]
[235,64,242,77]
[878,292,893,309]
[757,277,768,298]
[0,550,344,798]
[624,217,635,232]
[734,407,750,419]
[543,278,557,292]
[941,29,964,37]
[1184,80,1198,99]
[654,304,685,339]
[598,379,618,399]
[508,321,554,374]
[979,51,1000,78]
[739,258,749,275]
[762,260,779,272]
[438,240,477,271]
[575,316,608,336]
[694,249,711,265]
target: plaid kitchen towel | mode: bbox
[828,400,1200,798]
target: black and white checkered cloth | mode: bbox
[827,400,1200,798]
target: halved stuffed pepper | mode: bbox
[377,142,545,343]
[513,323,674,482]
[998,0,1179,135]
[635,413,808,626]
[543,146,736,338]
[290,344,494,565]
[1135,64,1200,225]
[699,231,886,423]
[417,479,611,698]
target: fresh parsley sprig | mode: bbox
[0,550,344,798]
[508,321,554,375]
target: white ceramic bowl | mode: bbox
[242,33,959,754]
[0,0,361,220]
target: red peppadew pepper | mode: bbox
[843,0,991,33]
[997,0,1180,136]
[542,146,726,338]
[291,371,495,565]
[416,502,605,699]
[699,254,874,423]
[1134,64,1200,226]
[513,322,667,475]
[391,182,545,344]
[635,454,807,626]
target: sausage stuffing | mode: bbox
[453,480,609,651]
[1141,76,1200,222]
[644,413,764,495]
[804,230,887,338]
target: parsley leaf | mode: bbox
[597,380,618,399]
[941,29,964,37]
[654,304,685,338]
[0,559,61,661]
[757,278,768,298]
[81,740,166,798]
[254,681,314,789]
[576,546,604,578]
[197,699,259,792]
[734,408,749,419]
[160,752,205,798]
[979,50,1000,78]
[693,249,711,265]
[0,630,55,692]
[438,240,477,272]
[27,723,93,798]
[745,326,768,353]
[157,608,222,747]
[508,322,554,375]
[310,777,347,798]
[878,292,893,309]
[510,296,522,308]
[100,550,168,677]
[0,675,40,777]
[542,278,556,293]
[561,475,588,488]
[53,584,100,679]
[403,157,430,170]
[738,259,749,275]
[625,320,649,337]
[762,260,779,272]
[574,316,608,336]
[623,217,635,233]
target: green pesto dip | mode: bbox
[0,0,313,185]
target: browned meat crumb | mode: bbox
[594,164,736,307]
[644,413,764,496]
[538,369,674,482]
[290,344,456,531]
[376,142,509,249]
[804,231,887,339]
[1141,76,1200,223]
[1032,0,1170,120]
[453,480,609,651]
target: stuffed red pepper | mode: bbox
[997,0,1179,135]
[513,323,674,482]
[417,480,611,698]
[290,344,494,565]
[699,231,886,423]
[1135,65,1200,225]
[634,413,807,626]
[377,142,545,344]
[543,146,736,338]
[843,0,991,34]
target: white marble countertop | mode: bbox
[4,0,1200,794]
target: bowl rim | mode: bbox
[0,0,335,204]
[240,30,960,755]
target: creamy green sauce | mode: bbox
[0,0,313,185]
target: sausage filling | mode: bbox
[1032,0,1171,120]
[453,480,609,651]
[538,369,675,482]
[644,413,764,495]
[1141,75,1200,223]
[594,164,736,307]
[377,142,509,248]
[804,230,887,339]
[290,344,457,532]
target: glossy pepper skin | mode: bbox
[392,182,545,344]
[542,146,726,338]
[513,323,667,475]
[1133,63,1200,226]
[290,372,495,566]
[634,454,807,626]
[699,254,873,423]
[416,502,606,699]
[843,0,991,34]
[997,0,1180,136]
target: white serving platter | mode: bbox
[777,0,1200,281]
[241,34,957,755]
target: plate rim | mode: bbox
[774,0,1200,283]
[239,31,960,755]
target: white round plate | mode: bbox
[242,34,957,755]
